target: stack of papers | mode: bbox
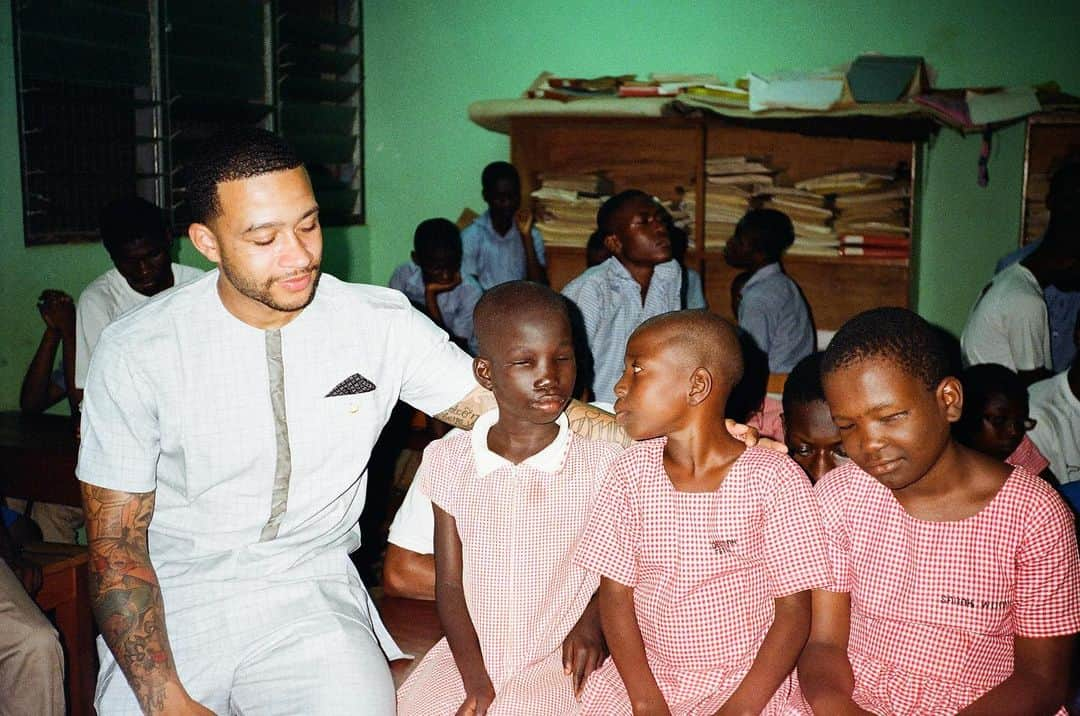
[532,174,611,248]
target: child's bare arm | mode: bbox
[715,590,811,715]
[796,590,875,715]
[562,590,607,696]
[434,505,495,714]
[599,576,670,715]
[956,635,1074,715]
[515,209,549,285]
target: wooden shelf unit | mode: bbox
[1020,111,1080,246]
[510,115,925,329]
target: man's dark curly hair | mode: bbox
[183,127,304,225]
[822,307,952,392]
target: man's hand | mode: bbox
[456,674,495,716]
[37,290,75,336]
[514,208,533,238]
[562,599,608,696]
[157,683,216,715]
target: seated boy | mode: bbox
[396,281,616,714]
[20,290,78,416]
[1027,312,1080,508]
[574,310,827,714]
[962,163,1080,382]
[798,307,1079,714]
[562,190,705,404]
[389,218,482,353]
[781,352,849,483]
[724,209,815,373]
[76,196,204,396]
[460,161,547,289]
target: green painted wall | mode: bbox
[363,0,1079,326]
[2,0,1079,410]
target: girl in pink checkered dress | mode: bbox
[575,311,829,715]
[396,283,620,715]
[798,308,1079,715]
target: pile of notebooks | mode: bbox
[1023,171,1050,243]
[531,173,612,248]
[782,171,911,259]
[685,157,777,248]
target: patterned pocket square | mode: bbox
[326,373,376,397]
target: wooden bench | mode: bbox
[22,542,97,716]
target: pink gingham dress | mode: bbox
[574,440,828,715]
[1006,434,1050,476]
[396,411,619,715]
[800,462,1080,715]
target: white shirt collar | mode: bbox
[470,408,571,477]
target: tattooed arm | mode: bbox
[434,386,632,445]
[82,483,212,716]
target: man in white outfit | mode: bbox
[77,129,503,715]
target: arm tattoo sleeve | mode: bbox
[82,484,181,715]
[566,400,632,447]
[432,385,495,429]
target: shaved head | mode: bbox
[473,280,570,357]
[634,310,744,393]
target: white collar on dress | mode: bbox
[470,408,571,476]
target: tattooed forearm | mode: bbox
[433,385,495,429]
[566,400,632,447]
[81,483,183,715]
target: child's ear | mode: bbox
[937,376,963,423]
[473,356,494,391]
[687,367,712,406]
[603,233,622,256]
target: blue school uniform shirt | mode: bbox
[460,211,546,290]
[562,257,704,404]
[737,262,814,374]
[995,239,1079,372]
[389,261,483,354]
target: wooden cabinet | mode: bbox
[511,115,927,329]
[1021,112,1080,246]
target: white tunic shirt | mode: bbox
[1028,371,1080,485]
[77,271,476,605]
[75,264,205,388]
[960,262,1052,372]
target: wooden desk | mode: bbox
[0,411,81,507]
[22,543,97,716]
[377,595,443,688]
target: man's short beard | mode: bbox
[220,257,322,314]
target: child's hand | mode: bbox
[724,418,786,454]
[562,608,608,696]
[425,273,463,296]
[456,675,495,716]
[514,208,533,237]
[37,290,75,335]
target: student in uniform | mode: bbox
[562,190,706,405]
[1027,312,1080,508]
[389,218,483,353]
[396,282,617,714]
[460,161,547,289]
[961,162,1080,383]
[797,307,1079,715]
[75,196,204,399]
[724,208,815,373]
[954,363,1057,484]
[575,310,828,714]
[782,352,849,483]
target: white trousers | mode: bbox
[95,573,397,715]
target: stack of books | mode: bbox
[754,186,837,257]
[531,173,612,248]
[1024,172,1050,243]
[694,157,776,248]
[794,171,911,260]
